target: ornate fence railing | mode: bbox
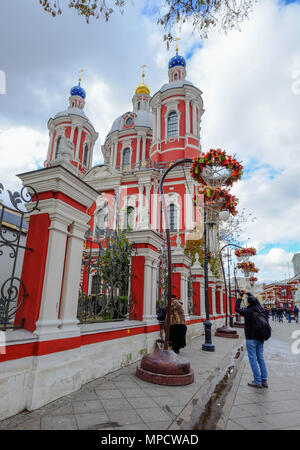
[77,230,136,324]
[0,183,39,330]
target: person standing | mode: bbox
[286,306,292,323]
[169,294,187,354]
[235,290,270,388]
[293,305,299,323]
[271,307,276,321]
[277,306,283,323]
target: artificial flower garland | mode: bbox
[235,247,256,257]
[191,149,243,187]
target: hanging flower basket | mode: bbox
[235,248,256,257]
[237,261,259,275]
[194,186,238,216]
[249,276,258,282]
[191,149,243,188]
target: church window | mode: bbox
[125,206,134,231]
[167,112,178,137]
[55,136,61,159]
[174,73,178,81]
[167,203,177,232]
[137,102,140,110]
[122,148,131,169]
[83,143,89,166]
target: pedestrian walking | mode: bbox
[294,305,299,323]
[271,306,276,321]
[277,307,283,323]
[169,294,187,354]
[236,290,271,389]
[286,306,292,323]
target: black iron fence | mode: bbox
[77,230,136,323]
[0,183,39,330]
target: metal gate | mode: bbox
[77,229,136,323]
[0,183,38,330]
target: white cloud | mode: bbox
[0,126,47,195]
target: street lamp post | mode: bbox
[227,248,234,328]
[202,198,215,352]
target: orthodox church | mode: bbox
[44,44,205,247]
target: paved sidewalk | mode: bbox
[220,320,300,430]
[0,328,244,430]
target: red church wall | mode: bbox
[192,281,201,315]
[130,255,145,321]
[172,273,181,298]
[14,214,51,332]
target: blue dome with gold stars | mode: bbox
[70,82,86,99]
[168,53,186,70]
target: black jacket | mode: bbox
[235,294,268,340]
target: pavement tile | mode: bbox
[120,387,148,398]
[75,412,110,430]
[117,423,149,430]
[127,396,158,409]
[95,389,125,400]
[260,412,300,429]
[232,416,274,430]
[260,400,300,414]
[41,415,78,430]
[135,407,173,423]
[101,398,133,411]
[107,409,146,426]
[68,390,99,402]
[92,381,116,390]
[72,400,104,414]
[228,405,254,419]
[147,420,173,430]
[9,417,41,430]
[225,419,247,430]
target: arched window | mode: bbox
[83,143,89,166]
[125,206,134,231]
[137,102,140,110]
[95,202,108,237]
[167,112,178,137]
[174,73,178,81]
[122,148,131,170]
[55,136,62,159]
[167,203,177,232]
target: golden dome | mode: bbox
[135,82,150,95]
[135,64,150,96]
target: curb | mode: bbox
[168,337,246,430]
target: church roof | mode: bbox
[107,109,153,136]
[159,79,196,93]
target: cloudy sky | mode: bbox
[0,0,300,283]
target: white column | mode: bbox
[145,183,151,228]
[136,135,141,167]
[137,184,144,229]
[192,103,197,135]
[143,259,153,321]
[141,135,146,161]
[59,222,88,335]
[152,108,157,142]
[34,213,70,337]
[157,106,161,141]
[200,278,206,318]
[75,128,83,160]
[185,99,190,135]
[152,183,159,231]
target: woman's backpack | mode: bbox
[252,311,272,341]
[157,308,166,322]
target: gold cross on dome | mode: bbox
[141,64,147,82]
[175,37,181,53]
[78,69,84,83]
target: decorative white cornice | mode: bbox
[17,165,99,209]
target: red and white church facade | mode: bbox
[0,51,232,420]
